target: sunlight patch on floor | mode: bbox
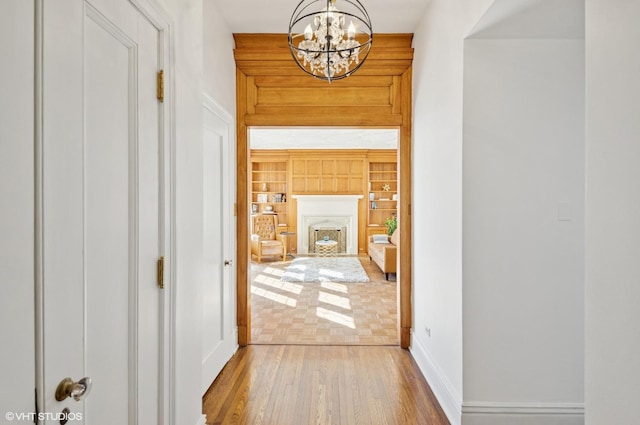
[255,273,303,295]
[316,307,355,329]
[251,286,297,307]
[318,291,351,310]
[320,281,348,294]
[261,266,286,277]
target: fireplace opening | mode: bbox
[309,224,347,254]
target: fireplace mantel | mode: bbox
[292,195,364,202]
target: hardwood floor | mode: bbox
[250,255,398,345]
[202,345,451,425]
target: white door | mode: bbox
[201,98,237,394]
[39,0,168,423]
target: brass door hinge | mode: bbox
[157,70,164,103]
[157,256,165,289]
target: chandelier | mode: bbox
[288,0,373,82]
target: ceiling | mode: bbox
[250,128,398,150]
[216,0,429,34]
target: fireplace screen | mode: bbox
[309,226,347,254]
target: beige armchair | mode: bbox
[251,214,286,263]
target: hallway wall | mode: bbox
[409,0,493,423]
[203,1,236,115]
[462,36,585,424]
[585,1,640,424]
[154,0,206,423]
[411,1,585,425]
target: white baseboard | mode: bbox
[409,333,585,425]
[462,402,584,425]
[409,331,462,425]
[461,400,584,424]
[195,414,207,425]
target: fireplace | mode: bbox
[293,195,362,254]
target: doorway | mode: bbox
[248,128,399,345]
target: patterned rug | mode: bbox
[281,256,370,283]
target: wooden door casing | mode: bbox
[234,34,414,348]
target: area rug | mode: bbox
[281,256,370,283]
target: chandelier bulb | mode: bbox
[304,24,313,40]
[348,21,356,39]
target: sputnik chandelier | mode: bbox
[288,0,373,82]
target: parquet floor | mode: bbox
[250,255,398,345]
[202,345,451,425]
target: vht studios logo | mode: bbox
[5,411,83,421]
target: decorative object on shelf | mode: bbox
[288,0,373,82]
[371,201,377,209]
[369,192,375,201]
[261,182,268,192]
[257,193,268,203]
[264,205,274,212]
[382,183,391,191]
[274,193,283,203]
[252,203,258,213]
[384,215,397,236]
[392,193,398,201]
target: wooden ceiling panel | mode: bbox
[255,86,392,108]
[246,107,401,127]
[253,75,394,88]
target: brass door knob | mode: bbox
[55,377,92,402]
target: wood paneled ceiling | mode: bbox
[234,34,413,127]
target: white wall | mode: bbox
[411,1,586,425]
[203,0,236,115]
[462,38,585,424]
[585,1,640,424]
[409,1,493,423]
[0,0,35,418]
[160,0,238,422]
[461,2,585,424]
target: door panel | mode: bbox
[201,102,237,394]
[85,12,133,423]
[41,1,164,423]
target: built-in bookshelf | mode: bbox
[367,159,397,229]
[250,159,289,228]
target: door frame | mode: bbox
[233,34,414,348]
[34,0,176,422]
